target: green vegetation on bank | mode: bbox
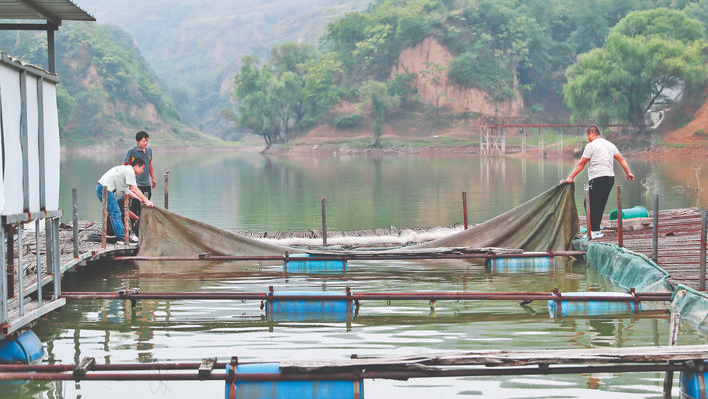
[2,0,708,149]
[0,23,215,146]
[229,0,708,150]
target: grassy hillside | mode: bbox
[76,0,369,138]
[0,22,222,147]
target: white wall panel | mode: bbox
[43,82,60,211]
[25,74,39,213]
[0,64,23,215]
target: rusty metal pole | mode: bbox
[321,197,327,247]
[72,188,79,258]
[617,186,623,247]
[462,192,468,230]
[35,219,42,308]
[6,225,14,298]
[652,194,659,263]
[585,185,592,240]
[663,312,681,398]
[0,226,5,323]
[164,171,169,209]
[101,186,108,248]
[123,196,130,244]
[700,210,707,291]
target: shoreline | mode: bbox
[59,140,708,161]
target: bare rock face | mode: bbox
[391,37,524,118]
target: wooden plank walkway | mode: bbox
[582,208,707,290]
[4,221,137,335]
[280,344,708,372]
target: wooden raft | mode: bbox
[279,344,708,373]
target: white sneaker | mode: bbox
[129,234,139,243]
[591,231,604,239]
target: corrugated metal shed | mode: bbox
[0,0,94,23]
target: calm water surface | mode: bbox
[9,149,708,399]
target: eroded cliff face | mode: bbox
[391,37,524,118]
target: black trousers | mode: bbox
[586,176,614,232]
[129,185,152,234]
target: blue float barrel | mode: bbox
[225,362,364,399]
[547,292,640,317]
[0,330,44,364]
[265,291,353,322]
[609,206,649,220]
[284,254,347,274]
[485,256,554,273]
[680,366,706,399]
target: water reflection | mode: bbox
[26,150,708,398]
[61,150,708,232]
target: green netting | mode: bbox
[139,183,579,257]
[671,284,708,328]
[586,242,672,293]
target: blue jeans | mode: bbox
[96,184,125,239]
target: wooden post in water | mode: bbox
[164,171,169,209]
[616,186,623,247]
[462,192,468,230]
[72,188,79,258]
[101,186,108,248]
[652,194,659,263]
[124,196,130,244]
[700,210,707,292]
[321,197,327,247]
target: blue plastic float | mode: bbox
[265,291,354,322]
[225,362,364,399]
[0,330,44,363]
[680,365,707,399]
[284,254,347,274]
[547,292,640,317]
[485,256,554,273]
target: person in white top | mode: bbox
[96,158,154,242]
[565,125,634,239]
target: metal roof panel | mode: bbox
[0,0,95,22]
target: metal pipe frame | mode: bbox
[0,227,6,325]
[54,289,672,303]
[115,251,586,263]
[0,362,698,382]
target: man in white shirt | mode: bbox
[96,158,154,242]
[565,125,634,239]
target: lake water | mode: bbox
[9,148,708,399]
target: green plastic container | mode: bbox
[608,206,648,221]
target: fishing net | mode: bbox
[408,183,579,252]
[586,242,672,293]
[671,284,708,328]
[137,205,301,257]
[137,183,579,257]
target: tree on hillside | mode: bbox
[232,57,283,152]
[419,61,448,118]
[358,80,400,147]
[564,8,707,135]
[232,50,323,151]
[302,54,346,116]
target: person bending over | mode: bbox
[96,158,154,242]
